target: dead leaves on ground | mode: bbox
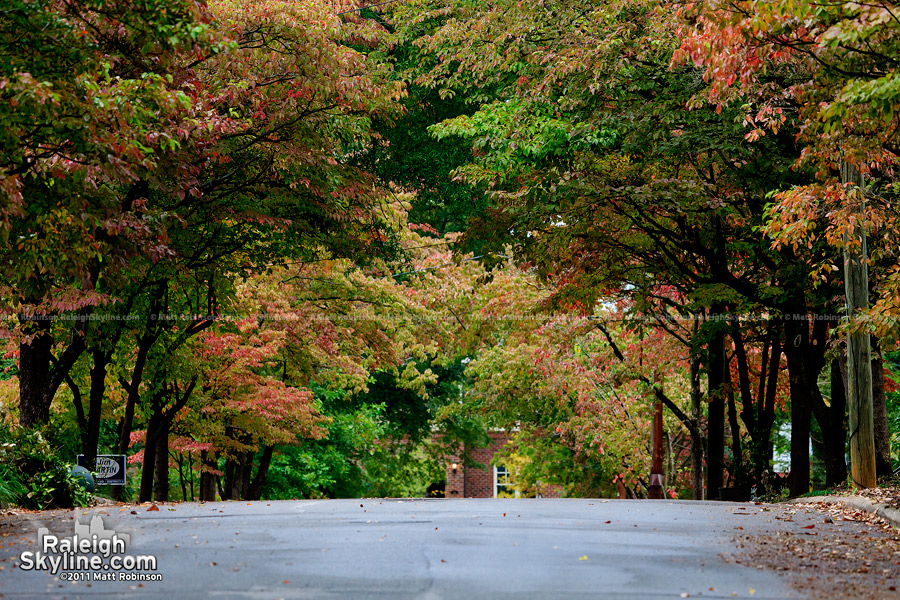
[733,502,900,600]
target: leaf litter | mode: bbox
[730,500,900,599]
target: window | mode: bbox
[493,465,518,498]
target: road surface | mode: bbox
[0,499,812,599]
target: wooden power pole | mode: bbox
[842,161,877,489]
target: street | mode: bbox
[0,498,893,599]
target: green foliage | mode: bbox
[493,429,606,497]
[432,99,617,186]
[357,84,483,235]
[0,463,27,508]
[883,351,900,469]
[0,426,92,509]
[262,361,487,499]
[0,359,16,380]
[263,400,389,499]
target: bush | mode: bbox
[0,462,27,508]
[0,426,93,509]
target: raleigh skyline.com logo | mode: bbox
[19,515,161,582]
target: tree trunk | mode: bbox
[757,334,781,494]
[822,358,849,487]
[751,327,780,494]
[690,349,705,500]
[17,318,53,427]
[707,324,726,497]
[240,452,253,499]
[116,334,153,454]
[111,333,154,502]
[783,317,812,497]
[248,446,274,501]
[222,457,235,501]
[216,472,226,500]
[84,349,111,470]
[725,363,744,486]
[732,318,766,488]
[138,378,196,503]
[199,451,217,501]
[782,300,831,497]
[786,356,811,496]
[871,338,892,477]
[153,427,169,502]
[138,402,164,503]
[64,373,87,447]
[227,452,253,500]
[176,453,188,501]
[690,316,705,500]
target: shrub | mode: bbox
[0,426,93,509]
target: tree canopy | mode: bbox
[1,0,898,506]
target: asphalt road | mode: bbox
[0,499,810,599]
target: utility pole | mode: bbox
[649,371,664,499]
[842,161,877,489]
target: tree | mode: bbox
[0,0,226,427]
[4,0,405,491]
[386,0,829,496]
[678,0,900,487]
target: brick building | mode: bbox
[442,431,562,498]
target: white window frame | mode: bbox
[493,464,518,498]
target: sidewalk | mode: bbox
[788,494,900,528]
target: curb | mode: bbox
[788,495,900,528]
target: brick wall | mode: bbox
[442,432,563,498]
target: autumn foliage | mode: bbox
[1,0,898,504]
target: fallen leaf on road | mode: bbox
[801,525,815,529]
[282,580,289,584]
[578,555,588,561]
[147,505,159,511]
